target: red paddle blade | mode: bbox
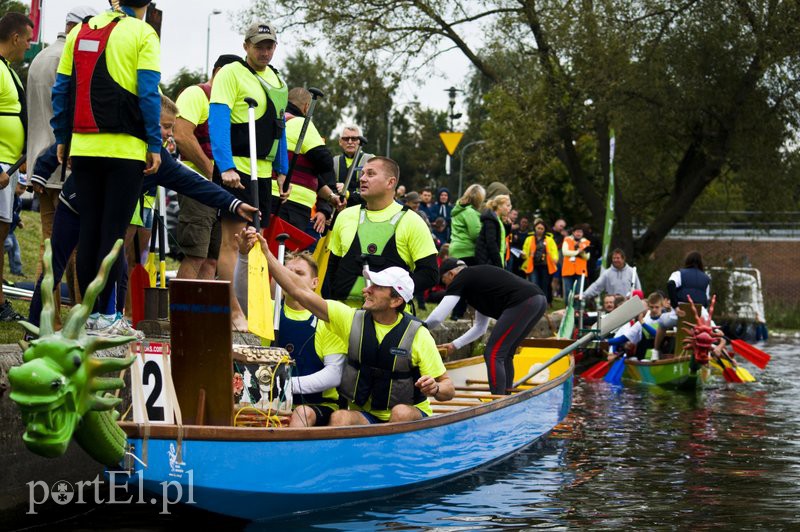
[580,360,611,380]
[722,366,743,383]
[130,264,150,327]
[264,215,316,256]
[730,339,771,370]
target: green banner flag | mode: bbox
[601,130,616,270]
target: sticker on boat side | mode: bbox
[132,342,176,424]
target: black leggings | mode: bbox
[72,156,144,312]
[484,294,548,394]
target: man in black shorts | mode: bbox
[426,259,548,394]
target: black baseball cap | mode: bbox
[439,258,466,278]
[214,54,241,71]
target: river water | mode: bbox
[7,339,799,530]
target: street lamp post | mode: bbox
[206,9,222,78]
[458,140,487,197]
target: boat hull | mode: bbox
[623,357,699,389]
[121,359,573,520]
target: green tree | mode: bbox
[244,0,800,262]
[160,68,205,101]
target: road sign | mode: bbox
[439,132,464,156]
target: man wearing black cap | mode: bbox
[173,54,240,281]
[209,21,288,330]
[426,259,547,395]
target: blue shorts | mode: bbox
[359,407,429,424]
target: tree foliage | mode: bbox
[160,68,205,101]
[243,0,800,262]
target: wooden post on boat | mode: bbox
[169,279,233,426]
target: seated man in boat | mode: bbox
[425,259,548,395]
[249,229,455,424]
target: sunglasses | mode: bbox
[341,136,360,142]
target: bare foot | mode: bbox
[231,314,248,332]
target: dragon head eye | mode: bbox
[51,378,62,390]
[72,355,82,368]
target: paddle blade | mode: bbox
[581,360,610,380]
[247,247,275,340]
[130,264,149,327]
[145,254,156,287]
[313,232,331,295]
[265,216,316,256]
[603,355,626,385]
[558,291,575,339]
[599,296,647,337]
[736,366,756,383]
[730,339,771,370]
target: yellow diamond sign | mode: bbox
[439,132,464,156]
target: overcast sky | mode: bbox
[37,0,474,126]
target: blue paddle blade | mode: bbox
[604,355,627,385]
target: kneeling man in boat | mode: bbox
[252,230,455,424]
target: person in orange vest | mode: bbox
[521,218,559,305]
[560,223,590,300]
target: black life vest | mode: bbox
[0,55,27,149]
[228,60,285,161]
[275,305,325,405]
[338,310,425,410]
[677,268,710,307]
[330,206,411,301]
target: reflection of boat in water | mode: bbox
[117,350,574,521]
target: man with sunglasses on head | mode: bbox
[333,124,373,207]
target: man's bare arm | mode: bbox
[174,117,214,179]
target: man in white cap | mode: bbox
[249,228,454,425]
[26,6,98,321]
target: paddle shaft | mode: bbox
[273,234,289,331]
[245,98,261,231]
[156,190,166,288]
[514,296,646,387]
[340,139,366,201]
[3,154,25,176]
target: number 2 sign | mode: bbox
[132,342,176,424]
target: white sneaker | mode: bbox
[651,350,660,361]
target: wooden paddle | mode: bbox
[514,296,647,387]
[243,97,274,341]
[130,234,149,327]
[730,339,771,369]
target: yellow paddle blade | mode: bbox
[313,233,331,295]
[159,261,166,289]
[145,254,156,287]
[248,246,275,340]
[736,366,756,382]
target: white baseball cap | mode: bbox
[364,267,415,303]
[66,6,98,25]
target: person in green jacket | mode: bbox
[448,184,485,265]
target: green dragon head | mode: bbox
[9,239,136,458]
